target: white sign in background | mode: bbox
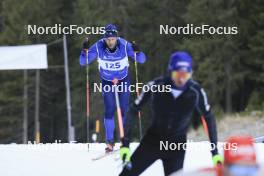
[0,44,48,70]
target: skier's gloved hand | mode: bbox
[212,154,224,166]
[120,137,131,163]
[82,38,89,50]
[131,41,140,53]
[120,147,131,163]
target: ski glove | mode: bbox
[212,154,224,166]
[132,41,140,53]
[82,38,89,50]
[120,147,131,163]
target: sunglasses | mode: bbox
[171,71,192,81]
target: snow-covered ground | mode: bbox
[0,142,264,176]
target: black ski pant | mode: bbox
[119,132,186,176]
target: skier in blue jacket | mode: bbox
[80,24,147,152]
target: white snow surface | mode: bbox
[0,142,264,176]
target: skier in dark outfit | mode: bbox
[119,51,223,176]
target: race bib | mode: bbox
[98,57,129,71]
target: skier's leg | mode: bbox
[161,148,186,176]
[102,79,116,144]
[119,136,158,176]
[118,77,130,126]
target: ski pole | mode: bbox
[113,80,133,169]
[201,115,209,136]
[134,51,143,140]
[85,38,90,143]
[112,79,124,138]
[201,115,223,167]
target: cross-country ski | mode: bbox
[92,149,120,161]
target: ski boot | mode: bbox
[105,141,115,153]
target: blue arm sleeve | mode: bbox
[126,42,147,63]
[79,43,98,66]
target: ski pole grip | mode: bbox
[83,37,89,50]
